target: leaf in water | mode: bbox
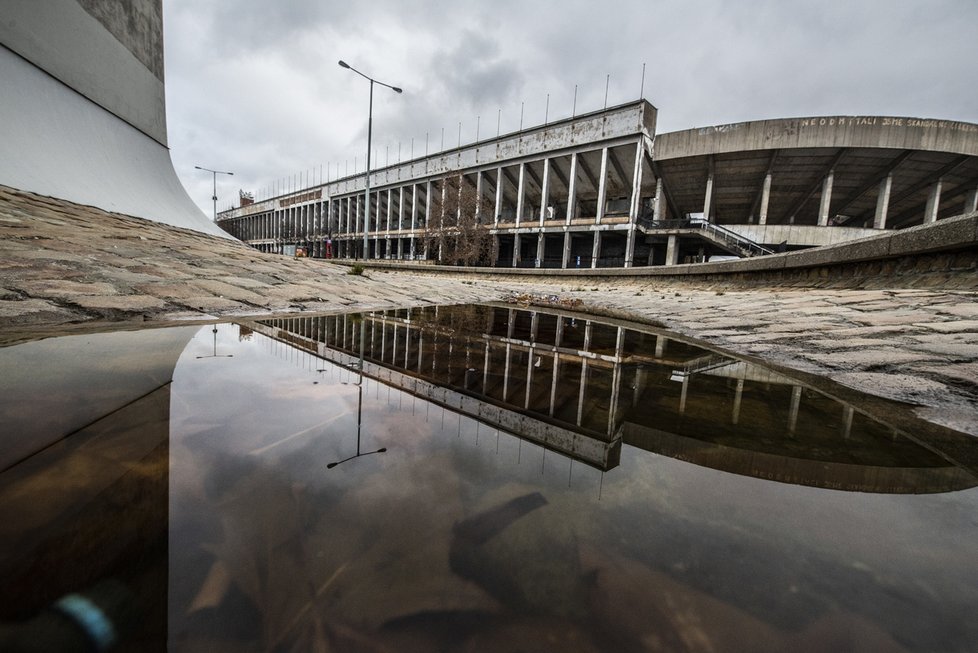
[187,559,232,613]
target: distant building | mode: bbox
[217,101,978,268]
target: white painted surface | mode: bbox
[0,47,230,238]
[0,0,167,145]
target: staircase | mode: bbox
[638,216,774,258]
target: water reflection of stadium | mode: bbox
[255,305,977,494]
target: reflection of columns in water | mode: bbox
[392,319,399,365]
[843,405,855,439]
[577,359,588,426]
[549,349,560,417]
[732,378,744,425]
[551,312,565,417]
[380,318,387,360]
[483,342,491,393]
[789,385,802,434]
[404,309,412,369]
[370,316,377,356]
[503,343,512,402]
[607,327,624,437]
[679,374,689,414]
[417,331,424,372]
[632,366,647,407]
[526,312,540,408]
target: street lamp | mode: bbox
[195,165,234,222]
[338,60,402,260]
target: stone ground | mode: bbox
[2,185,977,434]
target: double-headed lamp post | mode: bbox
[195,165,234,222]
[338,60,402,260]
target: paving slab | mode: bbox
[66,294,169,312]
[800,350,944,368]
[915,320,978,333]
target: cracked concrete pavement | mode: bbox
[2,185,977,434]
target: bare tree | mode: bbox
[422,173,496,266]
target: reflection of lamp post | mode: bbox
[196,326,233,359]
[327,383,387,468]
[195,165,234,222]
[338,60,402,260]
[327,313,387,468]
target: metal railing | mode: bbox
[638,217,774,258]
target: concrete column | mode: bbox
[397,187,404,231]
[595,148,609,223]
[924,178,943,224]
[539,158,551,225]
[652,177,663,221]
[425,180,432,228]
[494,166,503,226]
[561,232,571,269]
[965,186,978,214]
[591,231,601,268]
[874,173,893,229]
[475,171,483,224]
[702,170,714,222]
[665,234,679,266]
[536,232,544,268]
[512,233,521,267]
[818,170,834,226]
[386,188,393,233]
[566,153,578,224]
[629,140,644,221]
[410,184,418,232]
[516,162,525,226]
[758,172,772,225]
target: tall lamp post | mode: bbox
[195,165,234,222]
[338,60,402,260]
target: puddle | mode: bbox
[1,304,976,651]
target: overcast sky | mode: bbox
[162,0,978,218]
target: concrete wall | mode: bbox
[0,0,166,145]
[655,115,978,161]
[360,210,978,288]
[0,1,229,237]
[726,224,879,247]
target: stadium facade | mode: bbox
[218,100,978,268]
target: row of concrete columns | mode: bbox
[223,139,652,266]
[678,151,977,229]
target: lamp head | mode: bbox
[338,60,350,69]
[392,87,403,94]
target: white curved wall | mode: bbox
[0,1,232,238]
